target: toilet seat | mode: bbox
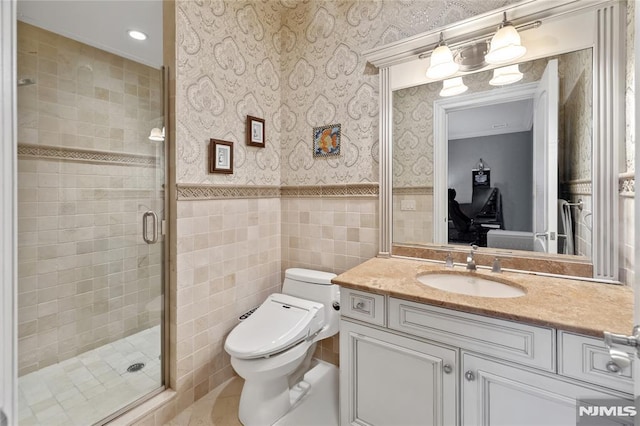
[225,293,325,359]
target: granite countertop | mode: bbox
[332,257,634,338]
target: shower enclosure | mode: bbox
[16,21,166,425]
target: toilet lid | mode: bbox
[225,293,325,359]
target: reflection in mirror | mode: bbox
[392,48,592,259]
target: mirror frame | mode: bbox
[364,0,625,281]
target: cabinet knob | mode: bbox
[465,370,475,381]
[606,360,622,373]
[355,301,365,309]
[443,364,452,374]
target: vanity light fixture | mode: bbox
[485,12,527,64]
[426,33,459,79]
[489,64,524,86]
[128,30,148,41]
[148,127,165,142]
[440,77,468,97]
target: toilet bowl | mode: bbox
[224,269,340,426]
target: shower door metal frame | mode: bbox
[0,0,18,424]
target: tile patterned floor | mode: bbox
[166,376,243,426]
[18,326,162,426]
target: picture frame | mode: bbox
[472,168,491,187]
[209,139,234,174]
[246,115,265,147]
[313,123,341,157]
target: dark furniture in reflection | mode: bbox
[448,187,503,246]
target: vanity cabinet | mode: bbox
[339,289,633,426]
[461,353,631,426]
[340,320,457,426]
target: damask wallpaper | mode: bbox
[175,0,520,186]
[559,49,592,183]
[626,0,635,174]
[176,0,283,185]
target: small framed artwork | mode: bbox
[472,169,491,187]
[209,139,234,174]
[246,115,265,147]
[313,123,341,157]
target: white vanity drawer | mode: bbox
[341,288,386,326]
[558,331,634,394]
[389,298,555,371]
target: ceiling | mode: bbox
[17,0,163,68]
[448,99,534,141]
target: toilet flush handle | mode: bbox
[332,301,340,311]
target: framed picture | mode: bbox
[472,169,491,187]
[313,123,341,157]
[246,115,265,147]
[209,139,234,174]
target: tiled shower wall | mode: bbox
[16,22,164,375]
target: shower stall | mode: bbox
[16,21,166,425]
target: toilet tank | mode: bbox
[282,268,340,339]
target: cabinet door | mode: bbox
[462,353,633,426]
[340,320,457,426]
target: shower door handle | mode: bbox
[142,211,159,244]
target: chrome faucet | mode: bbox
[466,245,478,271]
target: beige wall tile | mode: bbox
[17,21,164,373]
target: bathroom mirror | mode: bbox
[392,49,592,258]
[365,0,625,281]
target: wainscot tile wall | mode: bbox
[171,197,281,409]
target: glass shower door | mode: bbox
[16,21,165,425]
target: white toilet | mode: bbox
[224,268,340,426]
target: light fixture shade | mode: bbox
[149,127,165,142]
[426,44,459,79]
[440,77,468,97]
[489,64,524,86]
[485,24,526,64]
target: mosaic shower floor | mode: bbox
[18,326,162,426]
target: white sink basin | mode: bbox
[417,273,526,298]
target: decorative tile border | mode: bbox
[177,183,379,200]
[393,186,433,196]
[18,144,158,167]
[281,183,379,198]
[77,189,163,200]
[176,176,636,201]
[562,175,635,197]
[563,179,592,196]
[619,172,635,198]
[177,184,281,200]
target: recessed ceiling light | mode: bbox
[128,30,147,41]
